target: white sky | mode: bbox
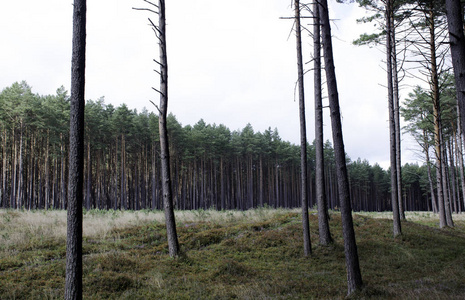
[0,0,422,169]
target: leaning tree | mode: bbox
[134,0,180,257]
[319,0,363,295]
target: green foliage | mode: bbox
[402,72,457,156]
[353,32,385,46]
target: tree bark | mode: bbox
[45,131,51,209]
[314,2,332,246]
[445,0,465,137]
[391,19,404,220]
[456,105,465,211]
[16,120,24,209]
[2,127,7,208]
[157,0,180,257]
[319,0,363,295]
[424,135,438,213]
[386,1,402,236]
[65,0,86,298]
[294,0,312,257]
[428,6,448,228]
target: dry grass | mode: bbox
[0,208,298,251]
[1,208,461,251]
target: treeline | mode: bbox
[0,81,444,212]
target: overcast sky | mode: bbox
[0,0,422,169]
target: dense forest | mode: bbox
[0,81,458,213]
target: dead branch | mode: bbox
[132,7,159,15]
[143,0,159,9]
[149,100,161,114]
[152,87,165,97]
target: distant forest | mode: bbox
[0,81,446,212]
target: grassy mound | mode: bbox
[0,209,464,299]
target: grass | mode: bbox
[1,208,465,299]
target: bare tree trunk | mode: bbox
[11,130,17,209]
[428,6,448,227]
[156,0,180,257]
[65,0,86,298]
[391,21,404,220]
[2,127,7,208]
[16,121,24,209]
[448,138,458,213]
[441,133,454,226]
[313,2,332,246]
[445,0,465,137]
[86,143,91,210]
[45,131,50,210]
[61,133,67,210]
[386,1,402,236]
[121,135,126,209]
[424,135,438,212]
[456,105,465,210]
[294,0,312,257]
[319,0,363,295]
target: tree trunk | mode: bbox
[294,0,312,256]
[11,129,17,209]
[314,2,332,246]
[2,127,7,208]
[152,142,158,209]
[157,0,180,257]
[445,0,465,137]
[441,132,454,226]
[86,143,91,210]
[456,106,465,210]
[121,135,127,209]
[428,6,448,228]
[319,0,363,294]
[16,120,24,209]
[424,135,438,213]
[391,23,404,220]
[65,0,86,298]
[386,1,402,237]
[61,133,67,210]
[45,131,50,210]
[448,138,458,213]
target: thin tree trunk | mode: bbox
[441,132,454,226]
[45,131,50,210]
[16,121,24,209]
[156,0,179,257]
[12,129,17,209]
[65,0,86,298]
[61,133,67,210]
[294,0,311,256]
[424,135,438,213]
[2,127,7,208]
[448,138,458,213]
[391,16,404,220]
[314,2,332,246]
[86,143,91,210]
[386,1,402,236]
[429,6,448,227]
[121,135,126,209]
[456,105,465,210]
[319,0,363,294]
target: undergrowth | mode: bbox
[0,209,464,299]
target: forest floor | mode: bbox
[0,208,464,299]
